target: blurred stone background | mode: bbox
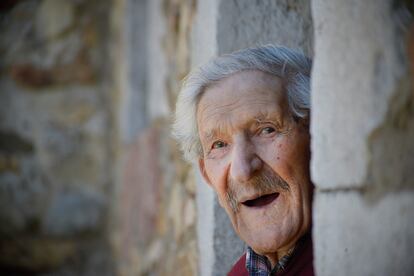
[0,0,413,276]
[1,0,198,275]
[1,0,115,275]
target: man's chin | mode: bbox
[247,236,285,256]
[238,219,304,256]
[238,225,284,252]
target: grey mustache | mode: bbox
[226,168,289,213]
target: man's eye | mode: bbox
[260,127,276,135]
[211,141,227,149]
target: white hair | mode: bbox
[173,45,312,162]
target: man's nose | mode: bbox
[229,140,263,183]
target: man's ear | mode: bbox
[297,117,310,131]
[293,114,309,127]
[198,158,212,187]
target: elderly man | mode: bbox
[173,45,313,276]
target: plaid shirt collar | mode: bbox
[244,232,311,276]
[245,247,294,276]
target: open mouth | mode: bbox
[242,192,279,208]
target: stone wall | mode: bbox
[1,0,198,275]
[311,0,414,275]
[112,0,198,275]
[0,0,114,274]
[1,0,412,275]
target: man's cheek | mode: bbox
[217,195,229,209]
[208,164,227,187]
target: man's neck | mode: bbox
[265,246,296,268]
[267,231,312,270]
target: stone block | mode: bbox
[36,0,74,39]
[190,0,218,68]
[0,0,114,274]
[183,197,196,230]
[119,126,161,247]
[0,163,50,236]
[217,0,313,55]
[195,169,215,276]
[42,188,106,236]
[169,182,185,240]
[175,241,198,276]
[0,131,33,154]
[10,50,96,88]
[0,81,37,141]
[368,85,414,195]
[29,90,107,187]
[0,238,75,271]
[311,0,405,189]
[313,191,414,276]
[147,0,169,120]
[119,0,148,144]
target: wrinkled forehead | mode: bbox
[204,70,284,94]
[197,70,286,109]
[196,70,290,135]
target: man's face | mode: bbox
[197,70,312,262]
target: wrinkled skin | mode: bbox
[197,70,312,266]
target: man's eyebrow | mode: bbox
[253,112,273,122]
[253,113,267,122]
[202,129,219,141]
[253,112,283,126]
[201,112,282,141]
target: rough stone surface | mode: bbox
[190,0,218,68]
[147,0,170,120]
[368,80,414,198]
[190,0,220,275]
[4,0,410,275]
[311,0,408,189]
[314,191,414,276]
[114,1,198,275]
[0,163,49,236]
[119,0,148,144]
[195,169,215,276]
[0,238,76,271]
[36,0,75,39]
[217,0,313,55]
[116,123,197,276]
[0,0,114,274]
[42,188,107,237]
[311,0,414,275]
[119,126,161,247]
